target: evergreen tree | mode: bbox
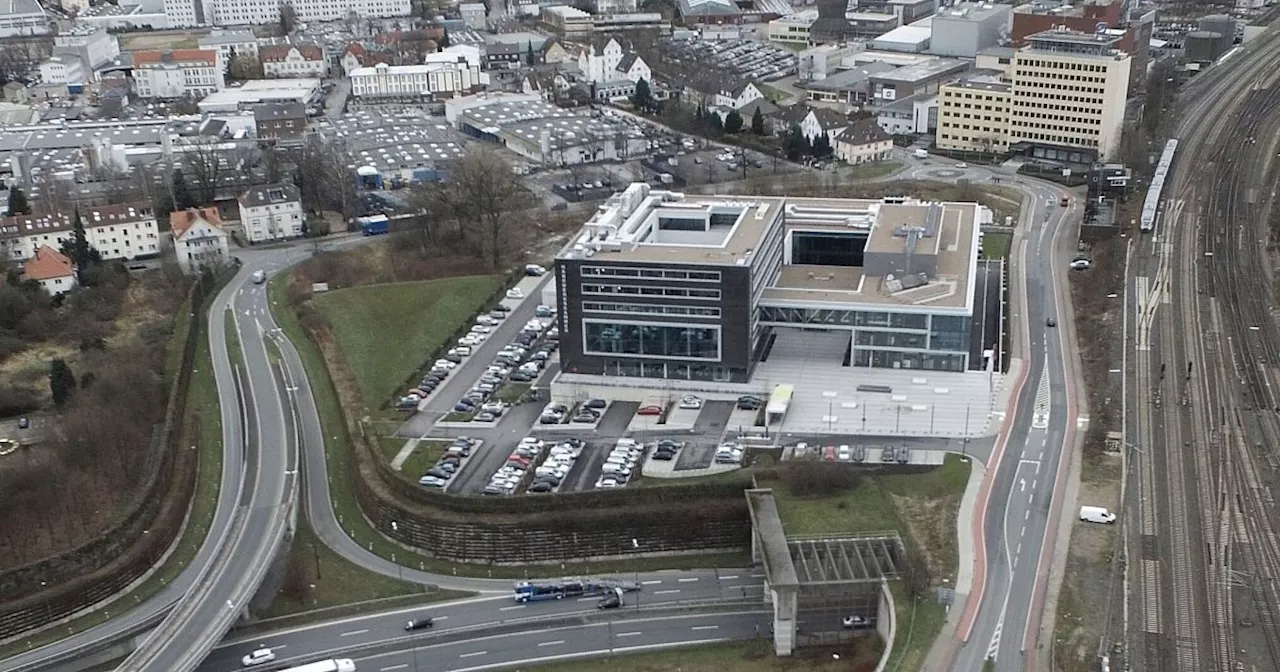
[630,77,654,112]
[706,111,724,135]
[813,133,832,158]
[439,28,450,48]
[723,109,744,133]
[6,186,28,215]
[60,209,100,284]
[526,41,536,66]
[783,123,808,161]
[171,168,193,210]
[751,107,765,135]
[50,358,75,409]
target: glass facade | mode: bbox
[790,231,867,267]
[583,321,721,360]
[599,360,739,382]
[758,305,972,372]
[758,306,929,330]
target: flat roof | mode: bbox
[559,185,985,311]
[872,58,969,84]
[946,69,1010,92]
[873,25,932,45]
[934,1,1009,22]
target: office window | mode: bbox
[583,320,720,360]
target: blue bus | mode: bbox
[512,578,640,603]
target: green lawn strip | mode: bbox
[981,232,1012,260]
[495,382,531,404]
[310,276,503,406]
[516,639,881,671]
[884,581,948,672]
[224,308,244,365]
[396,440,449,480]
[254,517,472,622]
[270,275,751,579]
[0,312,224,659]
[757,82,793,101]
[442,411,474,422]
[377,435,405,462]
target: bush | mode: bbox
[778,461,863,497]
[0,385,39,416]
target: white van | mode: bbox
[913,149,928,159]
[1079,506,1116,524]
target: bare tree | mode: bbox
[176,137,256,205]
[278,2,299,35]
[229,54,264,81]
[426,148,530,270]
[295,137,358,220]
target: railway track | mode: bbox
[1130,30,1280,672]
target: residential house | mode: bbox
[459,2,487,28]
[238,183,303,243]
[253,102,308,145]
[132,49,224,99]
[340,43,395,77]
[540,39,570,65]
[0,203,160,265]
[260,44,328,78]
[21,246,76,295]
[484,41,526,70]
[776,105,848,144]
[170,207,230,275]
[834,118,893,163]
[713,81,765,110]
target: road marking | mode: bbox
[720,575,739,580]
[641,580,663,585]
[499,605,526,611]
[677,577,699,583]
[750,573,765,578]
[381,665,408,671]
[1019,527,1026,539]
[617,631,642,637]
[432,616,449,621]
[578,597,597,602]
[459,651,487,658]
[340,629,368,637]
[1024,510,1030,521]
[691,625,719,631]
[538,640,565,647]
[654,589,681,595]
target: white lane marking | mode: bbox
[653,589,681,595]
[459,651,487,658]
[691,625,719,631]
[641,580,663,585]
[578,597,597,602]
[432,616,449,621]
[721,575,739,580]
[381,665,408,672]
[538,640,565,647]
[340,629,369,637]
[499,605,525,611]
[677,578,699,583]
[616,631,642,637]
[750,573,765,578]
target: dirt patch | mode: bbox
[891,492,962,583]
[1054,453,1123,671]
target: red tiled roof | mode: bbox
[260,44,325,62]
[133,49,218,68]
[0,203,154,241]
[169,207,222,240]
[21,246,73,282]
[344,42,367,57]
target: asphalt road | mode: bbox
[939,166,1076,671]
[198,570,768,671]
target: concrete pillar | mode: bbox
[772,585,798,656]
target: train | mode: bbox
[1140,139,1179,233]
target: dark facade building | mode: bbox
[253,102,307,145]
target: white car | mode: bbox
[837,445,852,461]
[448,346,471,357]
[506,288,524,299]
[433,359,457,370]
[241,648,275,667]
[1069,259,1092,270]
[955,162,968,169]
[596,476,622,489]
[678,395,703,410]
[470,325,492,334]
[476,316,499,327]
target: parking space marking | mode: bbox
[381,665,408,672]
[691,625,719,631]
[499,605,526,611]
[538,640,565,647]
[641,580,663,585]
[340,629,369,637]
[677,577,699,583]
[720,575,739,580]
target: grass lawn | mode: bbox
[396,439,449,478]
[768,455,970,582]
[0,303,224,659]
[757,82,794,102]
[981,232,1012,260]
[269,274,753,579]
[520,640,881,671]
[843,161,903,180]
[378,435,404,462]
[257,518,471,621]
[311,276,503,406]
[495,382,531,404]
[884,581,949,672]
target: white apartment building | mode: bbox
[132,49,224,99]
[0,0,50,38]
[350,59,484,98]
[54,28,120,69]
[0,203,161,264]
[39,56,84,86]
[935,28,1131,161]
[170,207,230,274]
[165,0,410,28]
[238,183,303,243]
[261,44,328,78]
[768,10,818,46]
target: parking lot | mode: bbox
[665,38,798,83]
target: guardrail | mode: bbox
[266,599,769,670]
[0,599,177,672]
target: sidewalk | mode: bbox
[920,455,987,671]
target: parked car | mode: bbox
[678,395,703,410]
[636,405,663,416]
[837,445,852,461]
[535,305,556,318]
[474,412,498,422]
[526,264,547,276]
[842,615,869,629]
[418,476,447,488]
[506,288,525,299]
[529,481,554,493]
[584,398,607,409]
[737,395,763,410]
[454,402,475,413]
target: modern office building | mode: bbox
[553,183,992,386]
[936,70,1011,153]
[927,2,1011,58]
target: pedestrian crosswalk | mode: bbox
[1031,369,1050,429]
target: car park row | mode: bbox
[484,437,585,495]
[454,309,559,422]
[417,437,482,490]
[594,438,645,489]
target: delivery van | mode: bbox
[913,149,928,159]
[1079,505,1117,524]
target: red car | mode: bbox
[636,405,663,416]
[822,446,837,461]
